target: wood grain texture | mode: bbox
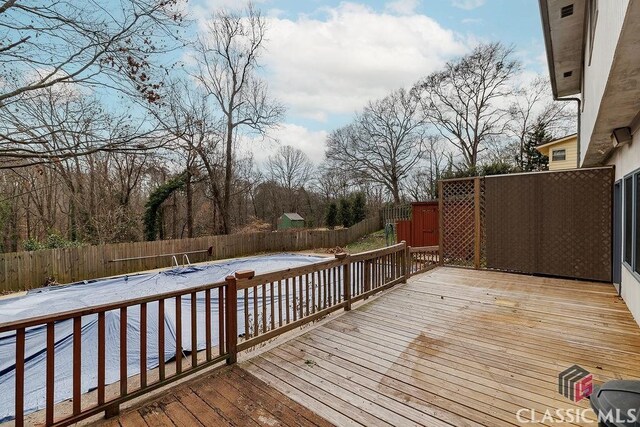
[96,365,334,427]
[245,267,640,427]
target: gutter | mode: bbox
[538,0,559,99]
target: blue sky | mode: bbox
[265,0,543,44]
[190,0,548,163]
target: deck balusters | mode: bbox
[1,243,416,426]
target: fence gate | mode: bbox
[439,167,613,282]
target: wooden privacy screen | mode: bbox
[484,167,613,281]
[440,167,613,282]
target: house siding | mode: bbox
[545,138,578,170]
[580,0,629,166]
[608,131,640,324]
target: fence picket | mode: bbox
[0,215,381,291]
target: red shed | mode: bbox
[396,201,439,247]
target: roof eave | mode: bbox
[539,0,586,99]
[539,0,560,99]
[535,133,578,150]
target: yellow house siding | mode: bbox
[536,136,578,171]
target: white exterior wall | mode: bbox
[580,0,629,166]
[608,134,640,324]
[580,1,640,324]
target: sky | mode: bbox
[189,0,548,164]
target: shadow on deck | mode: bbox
[102,267,640,427]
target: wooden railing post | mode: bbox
[336,253,351,311]
[438,180,444,266]
[225,275,238,365]
[404,242,410,281]
[474,177,481,270]
[363,259,371,299]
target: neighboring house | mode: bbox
[540,0,640,323]
[277,213,305,230]
[535,134,578,170]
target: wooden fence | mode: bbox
[1,241,439,427]
[0,215,381,292]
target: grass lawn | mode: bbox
[345,229,393,253]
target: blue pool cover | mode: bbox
[0,253,328,421]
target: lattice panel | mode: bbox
[484,168,613,282]
[441,179,477,267]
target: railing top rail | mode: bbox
[0,279,227,333]
[439,176,479,183]
[349,242,406,263]
[409,245,439,253]
[237,243,407,289]
[237,257,345,290]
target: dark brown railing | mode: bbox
[1,241,438,426]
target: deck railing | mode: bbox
[0,280,232,427]
[408,246,440,275]
[1,241,437,426]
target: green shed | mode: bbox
[277,213,305,230]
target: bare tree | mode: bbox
[192,4,284,233]
[152,79,227,233]
[313,162,354,202]
[0,0,185,105]
[417,42,520,169]
[0,0,187,166]
[0,86,171,169]
[326,88,426,203]
[267,146,313,192]
[266,145,313,213]
[508,75,575,168]
[405,136,451,201]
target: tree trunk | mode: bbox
[391,177,401,204]
[222,116,233,235]
[68,198,77,241]
[186,172,193,238]
[11,207,18,252]
[172,192,177,239]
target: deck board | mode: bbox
[99,365,334,427]
[245,267,640,427]
[99,267,640,427]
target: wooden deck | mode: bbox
[98,366,333,427]
[103,267,640,427]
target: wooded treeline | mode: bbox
[325,43,575,203]
[0,2,574,252]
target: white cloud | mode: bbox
[243,123,328,166]
[451,0,485,10]
[385,0,420,15]
[263,2,467,122]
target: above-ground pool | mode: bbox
[0,253,329,421]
